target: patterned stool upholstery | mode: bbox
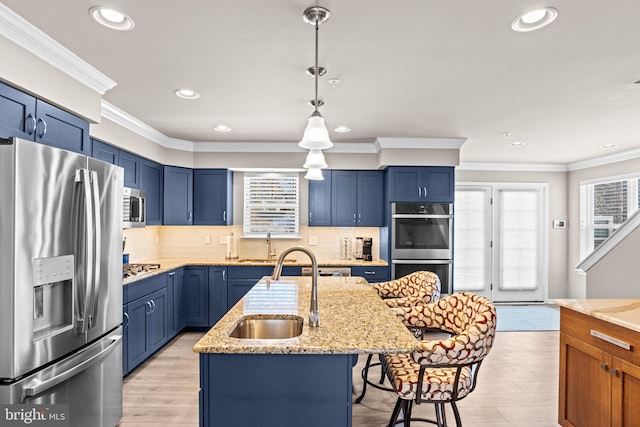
[372,271,441,308]
[382,292,497,427]
[355,271,441,404]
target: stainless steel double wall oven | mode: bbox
[391,202,453,294]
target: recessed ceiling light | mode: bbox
[601,144,617,149]
[89,6,135,31]
[512,7,558,32]
[174,89,200,100]
[334,126,351,133]
[509,141,526,147]
[213,125,232,133]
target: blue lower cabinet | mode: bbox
[351,266,390,283]
[122,304,129,376]
[226,266,274,310]
[167,269,186,338]
[208,267,227,326]
[184,267,209,327]
[200,353,353,426]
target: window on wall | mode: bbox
[580,175,640,260]
[243,172,299,237]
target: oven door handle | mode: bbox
[392,259,452,265]
[21,334,121,401]
[391,214,452,219]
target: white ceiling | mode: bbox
[3,0,640,166]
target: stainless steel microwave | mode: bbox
[123,187,145,228]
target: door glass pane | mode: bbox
[454,189,488,291]
[499,190,539,290]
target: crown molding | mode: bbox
[567,146,640,171]
[458,162,569,172]
[0,3,116,94]
[375,137,466,150]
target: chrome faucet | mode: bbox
[266,232,276,261]
[272,246,320,327]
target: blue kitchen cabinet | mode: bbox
[0,81,90,155]
[351,266,390,283]
[308,169,332,226]
[331,170,384,227]
[167,269,186,338]
[92,139,118,164]
[386,166,454,203]
[119,150,142,189]
[124,273,168,373]
[193,169,233,225]
[184,267,209,327]
[122,304,129,376]
[227,266,274,310]
[163,166,193,225]
[208,267,228,326]
[140,159,163,225]
[0,81,37,140]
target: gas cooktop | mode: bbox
[123,263,162,279]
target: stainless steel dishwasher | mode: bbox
[302,267,351,277]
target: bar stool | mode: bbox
[355,271,441,403]
[382,292,497,427]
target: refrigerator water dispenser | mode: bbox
[32,255,74,340]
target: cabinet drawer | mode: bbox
[561,307,640,366]
[125,273,167,303]
[227,266,274,279]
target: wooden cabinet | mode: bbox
[351,266,390,283]
[0,81,90,155]
[386,166,454,203]
[193,169,233,225]
[140,159,164,225]
[184,267,208,327]
[559,307,640,427]
[163,166,193,225]
[308,170,332,226]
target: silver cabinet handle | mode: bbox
[364,271,376,275]
[223,210,227,221]
[123,312,129,328]
[146,301,152,315]
[168,272,175,277]
[423,187,427,198]
[418,187,421,197]
[353,213,356,222]
[26,113,36,135]
[150,299,156,314]
[36,117,47,138]
[188,211,192,221]
[222,270,226,281]
[590,329,631,350]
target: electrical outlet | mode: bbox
[220,236,228,244]
[308,236,319,246]
[204,235,211,245]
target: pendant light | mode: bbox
[303,149,328,169]
[304,167,325,180]
[299,6,332,150]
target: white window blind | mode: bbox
[243,173,299,237]
[580,176,640,260]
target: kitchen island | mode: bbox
[193,276,418,427]
[557,299,640,427]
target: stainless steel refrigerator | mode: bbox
[0,137,123,426]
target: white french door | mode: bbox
[454,183,547,302]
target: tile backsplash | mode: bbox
[123,225,381,263]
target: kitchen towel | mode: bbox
[226,234,238,259]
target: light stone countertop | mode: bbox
[123,257,388,285]
[556,299,640,333]
[192,276,420,355]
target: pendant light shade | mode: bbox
[303,148,328,169]
[304,167,325,180]
[299,114,333,149]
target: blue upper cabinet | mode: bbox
[357,171,384,226]
[0,81,90,155]
[331,171,359,227]
[35,100,91,156]
[140,159,164,225]
[119,151,142,189]
[0,81,37,140]
[163,166,193,225]
[386,166,454,203]
[193,169,233,225]
[92,139,119,164]
[308,170,332,226]
[330,170,384,227]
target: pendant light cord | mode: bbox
[314,17,319,115]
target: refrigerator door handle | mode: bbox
[21,335,122,401]
[87,170,102,329]
[73,169,96,334]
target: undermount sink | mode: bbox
[236,258,297,264]
[229,315,304,339]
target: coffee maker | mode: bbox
[362,237,373,261]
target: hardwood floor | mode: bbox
[118,331,561,427]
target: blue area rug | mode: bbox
[495,304,559,331]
